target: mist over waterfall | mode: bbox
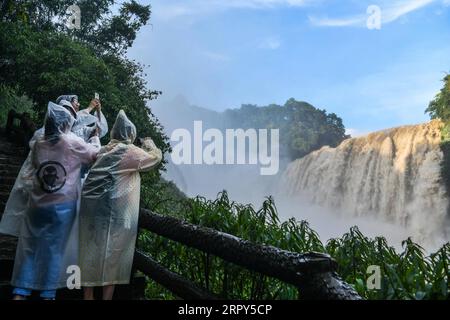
[278,120,450,248]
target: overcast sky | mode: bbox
[127,0,450,134]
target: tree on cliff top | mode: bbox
[224,99,348,160]
[426,74,450,140]
[426,74,450,121]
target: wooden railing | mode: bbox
[135,209,362,300]
[5,110,36,152]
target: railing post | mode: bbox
[5,110,17,139]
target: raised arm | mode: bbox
[138,137,163,172]
[119,138,162,173]
[96,111,109,139]
[70,134,101,165]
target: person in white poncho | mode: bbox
[8,103,100,300]
[0,94,108,239]
[79,110,162,300]
[56,95,108,141]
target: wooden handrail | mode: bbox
[138,208,362,300]
[134,249,219,300]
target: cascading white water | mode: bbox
[279,120,450,246]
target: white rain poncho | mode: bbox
[57,95,109,140]
[0,99,106,237]
[79,110,162,286]
[56,94,78,106]
[9,103,100,291]
[57,99,78,119]
[72,107,108,141]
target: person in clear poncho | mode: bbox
[56,95,108,140]
[0,94,107,237]
[9,103,100,300]
[79,110,162,300]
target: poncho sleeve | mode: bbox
[120,138,162,173]
[138,137,163,171]
[69,134,101,164]
[96,110,109,139]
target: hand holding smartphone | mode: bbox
[93,92,102,112]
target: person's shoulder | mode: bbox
[33,127,44,137]
[76,109,90,116]
[117,142,140,155]
[101,141,126,154]
[127,144,146,154]
[109,143,140,156]
[63,132,87,146]
[127,144,158,160]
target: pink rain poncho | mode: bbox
[0,99,107,237]
[9,103,100,291]
[79,110,162,286]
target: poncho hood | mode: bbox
[110,110,136,144]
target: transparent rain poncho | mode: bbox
[0,99,105,237]
[57,95,109,140]
[56,94,108,140]
[73,108,108,141]
[79,110,162,286]
[57,99,77,118]
[8,103,100,291]
[56,94,78,106]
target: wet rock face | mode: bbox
[280,120,449,245]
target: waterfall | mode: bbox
[279,120,450,245]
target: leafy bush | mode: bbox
[0,85,35,127]
[138,191,449,300]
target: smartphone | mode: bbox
[94,92,100,100]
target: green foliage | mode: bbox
[140,174,187,215]
[0,0,151,55]
[327,231,449,300]
[0,0,75,27]
[426,74,450,196]
[224,98,348,160]
[138,191,449,300]
[0,85,35,126]
[426,74,450,125]
[86,0,151,55]
[144,280,175,300]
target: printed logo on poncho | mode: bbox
[37,161,67,193]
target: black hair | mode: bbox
[44,115,70,145]
[62,105,77,119]
[44,116,61,145]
